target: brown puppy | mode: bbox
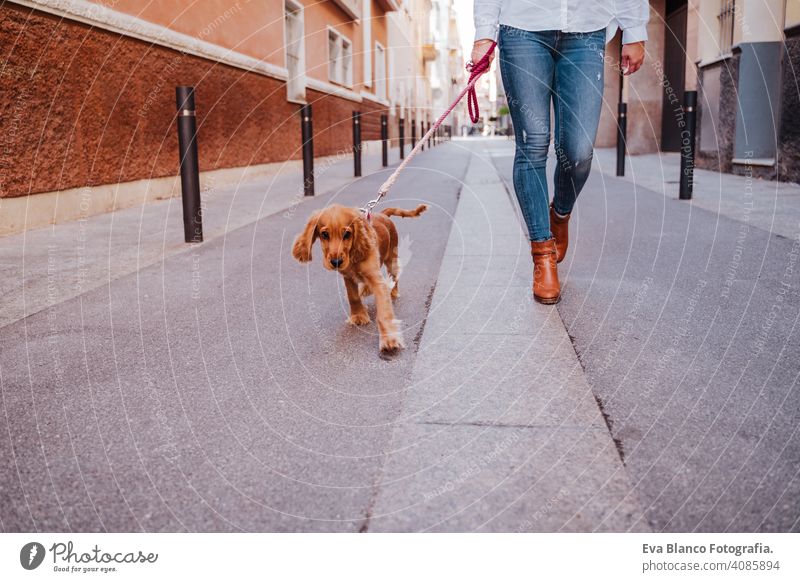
[292,203,427,354]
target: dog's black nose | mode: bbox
[330,258,343,268]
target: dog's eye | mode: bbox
[343,231,351,240]
[319,231,329,240]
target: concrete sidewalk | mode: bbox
[594,148,800,239]
[0,143,403,329]
[367,141,648,531]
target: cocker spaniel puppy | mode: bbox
[292,203,427,354]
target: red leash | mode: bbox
[361,41,498,217]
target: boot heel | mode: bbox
[531,239,561,304]
[549,204,570,264]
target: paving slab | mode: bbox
[368,423,647,532]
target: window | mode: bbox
[284,0,305,102]
[328,30,340,80]
[328,28,353,87]
[363,0,372,87]
[374,42,386,100]
[342,39,352,85]
[717,0,736,55]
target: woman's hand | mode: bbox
[470,39,496,70]
[621,41,646,75]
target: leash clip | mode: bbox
[360,187,387,220]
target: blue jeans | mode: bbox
[498,26,606,241]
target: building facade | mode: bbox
[427,0,464,131]
[386,0,440,143]
[596,0,799,183]
[0,0,437,234]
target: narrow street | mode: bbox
[1,138,798,532]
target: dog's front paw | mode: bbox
[379,325,405,354]
[348,312,371,326]
[379,335,404,355]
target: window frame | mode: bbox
[717,0,736,56]
[284,0,306,103]
[362,0,372,87]
[327,26,354,88]
[374,41,386,100]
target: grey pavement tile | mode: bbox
[368,422,646,532]
[401,333,603,428]
[444,230,528,256]
[423,284,543,337]
[433,254,532,292]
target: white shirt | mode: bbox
[474,0,650,45]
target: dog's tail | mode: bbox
[381,204,428,218]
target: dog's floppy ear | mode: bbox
[292,210,321,263]
[349,213,375,265]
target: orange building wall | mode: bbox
[91,0,286,69]
[94,0,391,98]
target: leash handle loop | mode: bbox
[467,41,496,123]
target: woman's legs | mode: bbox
[498,27,556,242]
[552,30,606,216]
[499,27,607,235]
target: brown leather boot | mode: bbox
[549,204,570,263]
[530,239,561,304]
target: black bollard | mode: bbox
[381,114,388,167]
[411,119,417,149]
[352,111,362,177]
[300,104,314,197]
[679,91,698,200]
[399,117,405,159]
[175,86,203,243]
[427,121,432,148]
[616,102,627,177]
[420,121,425,151]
